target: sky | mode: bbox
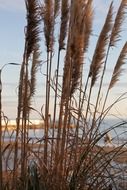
[0,0,127,120]
[0,0,26,119]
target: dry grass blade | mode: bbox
[110,0,127,47]
[59,0,69,50]
[89,2,113,87]
[109,42,127,89]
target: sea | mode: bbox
[2,118,127,189]
[2,118,127,146]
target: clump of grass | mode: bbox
[1,0,127,190]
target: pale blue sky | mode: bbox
[0,0,127,119]
[0,0,25,118]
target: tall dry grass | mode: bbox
[1,0,127,189]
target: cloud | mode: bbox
[0,0,25,13]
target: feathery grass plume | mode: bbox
[70,31,84,95]
[110,0,127,47]
[54,0,60,18]
[71,0,93,94]
[61,0,85,100]
[63,0,86,97]
[61,0,74,102]
[59,0,69,50]
[90,0,127,127]
[20,0,40,119]
[83,0,93,52]
[27,44,41,109]
[21,0,40,114]
[74,0,93,124]
[89,2,113,87]
[58,0,87,176]
[109,42,127,89]
[25,0,40,59]
[43,0,54,52]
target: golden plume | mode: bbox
[19,0,40,108]
[110,0,127,47]
[89,2,113,87]
[109,42,127,89]
[62,0,86,100]
[70,0,86,93]
[17,0,40,118]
